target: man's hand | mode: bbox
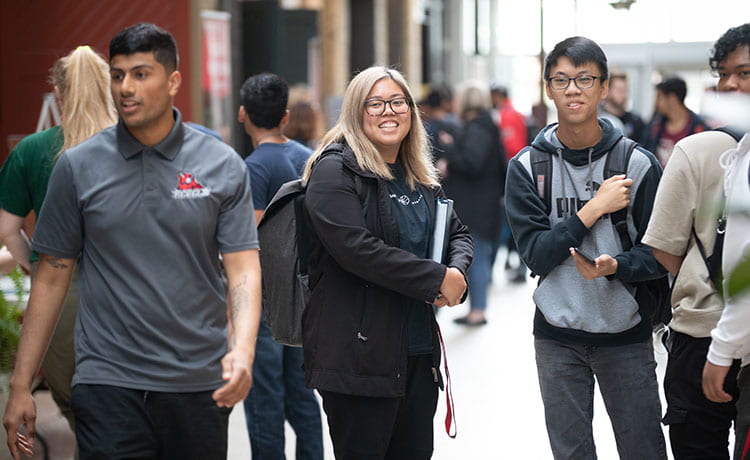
[577,174,633,228]
[2,388,37,459]
[212,348,253,408]
[702,361,733,403]
[569,248,618,280]
[435,267,467,307]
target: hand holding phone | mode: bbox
[573,247,596,265]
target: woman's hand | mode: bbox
[436,267,467,307]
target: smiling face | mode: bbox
[110,51,181,144]
[545,57,608,129]
[361,78,412,162]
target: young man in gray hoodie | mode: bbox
[505,36,667,460]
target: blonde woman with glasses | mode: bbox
[301,66,472,459]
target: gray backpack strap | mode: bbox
[604,137,637,251]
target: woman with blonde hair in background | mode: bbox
[0,45,116,434]
[301,66,473,459]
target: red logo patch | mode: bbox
[177,172,204,190]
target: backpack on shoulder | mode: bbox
[258,178,310,347]
[257,145,365,346]
[529,137,673,327]
[688,127,744,295]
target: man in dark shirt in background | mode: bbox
[238,72,324,460]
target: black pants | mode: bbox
[71,384,231,460]
[663,330,741,460]
[320,354,439,460]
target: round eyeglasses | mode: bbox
[547,75,601,91]
[364,97,411,116]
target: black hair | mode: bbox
[710,23,750,71]
[544,36,608,82]
[490,84,509,98]
[109,23,178,72]
[656,77,687,104]
[240,73,289,129]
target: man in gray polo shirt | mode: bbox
[2,23,261,460]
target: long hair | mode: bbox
[303,67,438,190]
[50,45,116,156]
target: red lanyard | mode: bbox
[435,321,456,438]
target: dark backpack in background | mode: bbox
[529,137,673,327]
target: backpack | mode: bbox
[258,178,310,346]
[529,137,673,327]
[689,127,744,294]
[257,146,365,346]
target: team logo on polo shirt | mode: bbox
[172,172,211,199]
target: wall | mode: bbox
[0,0,192,163]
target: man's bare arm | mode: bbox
[3,254,75,458]
[212,249,261,407]
[652,247,683,276]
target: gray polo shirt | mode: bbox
[32,109,259,392]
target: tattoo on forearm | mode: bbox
[229,275,248,321]
[44,256,69,269]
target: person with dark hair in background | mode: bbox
[238,72,323,460]
[644,76,710,167]
[505,36,667,459]
[301,66,472,459]
[422,85,460,177]
[0,45,116,439]
[645,22,750,460]
[2,23,262,460]
[283,100,322,149]
[443,82,505,326]
[599,72,646,143]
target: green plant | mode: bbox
[0,266,25,373]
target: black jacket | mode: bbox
[302,143,473,397]
[443,110,506,241]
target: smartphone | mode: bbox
[573,247,596,265]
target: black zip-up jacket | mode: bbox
[302,143,473,397]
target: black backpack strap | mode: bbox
[529,146,553,213]
[604,137,637,251]
[713,126,743,142]
[294,193,309,276]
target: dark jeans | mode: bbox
[663,330,741,460]
[535,337,666,460]
[243,319,323,459]
[736,366,750,460]
[320,354,439,460]
[71,384,231,460]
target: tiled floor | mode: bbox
[2,256,692,459]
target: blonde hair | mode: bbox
[302,67,438,190]
[455,80,492,120]
[50,45,116,156]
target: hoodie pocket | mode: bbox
[533,263,641,333]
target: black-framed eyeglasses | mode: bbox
[364,96,412,116]
[547,75,601,91]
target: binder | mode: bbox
[430,198,453,263]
